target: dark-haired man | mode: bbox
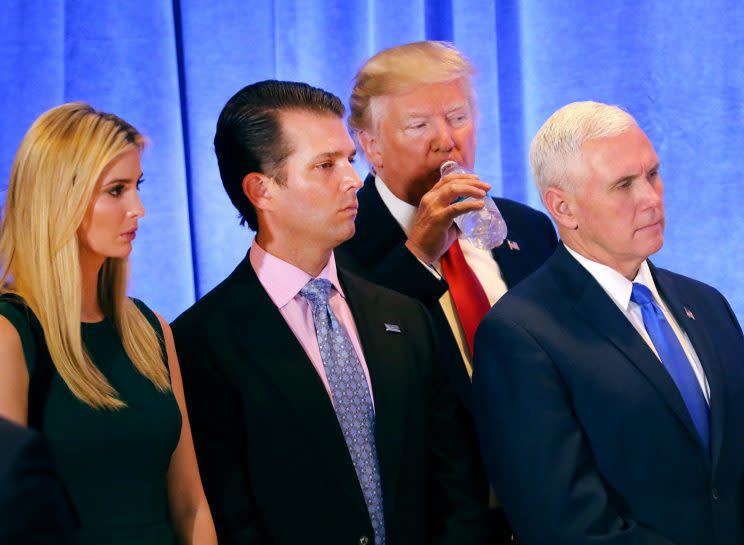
[172,80,487,545]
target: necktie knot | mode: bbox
[300,278,332,308]
[631,282,655,307]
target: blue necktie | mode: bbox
[300,278,386,545]
[631,283,710,455]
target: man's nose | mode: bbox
[343,164,363,192]
[641,176,663,208]
[431,117,455,152]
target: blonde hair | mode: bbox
[529,101,637,196]
[0,102,169,409]
[349,40,476,132]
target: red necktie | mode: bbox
[440,239,491,356]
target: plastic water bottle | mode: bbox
[440,160,508,250]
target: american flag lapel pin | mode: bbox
[684,306,696,320]
[384,323,402,334]
[507,239,520,251]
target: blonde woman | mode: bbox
[0,103,217,545]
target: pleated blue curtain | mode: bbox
[1,0,194,315]
[1,0,743,320]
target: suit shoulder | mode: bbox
[171,286,215,331]
[493,197,556,246]
[652,266,736,315]
[487,260,562,322]
[494,196,539,213]
[171,264,244,332]
[653,266,720,295]
[493,197,550,223]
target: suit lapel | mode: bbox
[353,174,409,262]
[340,270,408,517]
[651,265,724,468]
[553,247,707,457]
[222,257,368,512]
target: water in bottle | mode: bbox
[440,160,508,250]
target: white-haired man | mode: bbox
[472,101,744,545]
[337,42,557,542]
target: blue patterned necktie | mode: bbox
[631,282,710,455]
[300,278,386,545]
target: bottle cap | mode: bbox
[440,160,462,177]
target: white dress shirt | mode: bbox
[565,245,710,403]
[376,175,508,375]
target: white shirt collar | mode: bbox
[564,245,660,311]
[375,175,418,236]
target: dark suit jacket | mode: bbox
[171,254,487,545]
[472,243,744,545]
[336,174,558,412]
[0,416,77,545]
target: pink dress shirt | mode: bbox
[249,242,375,406]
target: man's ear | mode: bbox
[544,186,578,230]
[357,129,383,171]
[242,172,273,212]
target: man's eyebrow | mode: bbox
[612,174,635,186]
[310,150,356,161]
[612,161,660,187]
[445,103,469,114]
[403,110,431,119]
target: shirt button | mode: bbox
[358,536,369,545]
[712,488,720,500]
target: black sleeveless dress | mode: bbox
[0,299,181,544]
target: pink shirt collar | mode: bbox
[249,242,346,308]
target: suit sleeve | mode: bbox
[471,312,678,545]
[0,430,77,544]
[172,313,271,545]
[417,304,488,545]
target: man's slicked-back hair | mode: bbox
[530,101,638,197]
[214,80,345,231]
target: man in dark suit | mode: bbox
[0,415,77,544]
[472,100,744,545]
[172,80,486,545]
[337,40,557,541]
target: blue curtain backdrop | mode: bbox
[1,1,743,321]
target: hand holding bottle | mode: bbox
[404,165,491,263]
[440,160,507,250]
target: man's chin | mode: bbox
[641,235,664,258]
[650,238,664,255]
[333,224,356,247]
